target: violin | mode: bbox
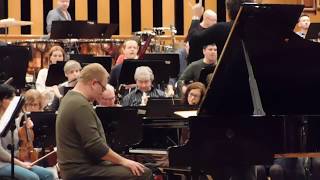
[18,113,38,162]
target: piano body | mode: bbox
[168,3,320,178]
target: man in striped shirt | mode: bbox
[121,66,165,106]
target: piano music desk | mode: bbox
[275,153,320,158]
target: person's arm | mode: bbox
[185,1,203,41]
[188,22,232,63]
[74,105,110,160]
[178,62,196,84]
[101,149,145,176]
[0,139,32,169]
[120,93,131,107]
[35,69,48,93]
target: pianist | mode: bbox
[121,66,165,106]
[56,63,151,179]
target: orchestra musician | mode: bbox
[296,14,311,39]
[182,82,206,106]
[50,60,81,111]
[22,89,60,179]
[56,63,152,179]
[36,45,65,109]
[177,43,217,93]
[0,84,55,180]
[115,39,139,65]
[46,0,71,34]
[121,66,165,107]
[97,84,121,107]
[109,39,139,88]
[179,82,206,145]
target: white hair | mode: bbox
[134,66,154,81]
[105,84,115,92]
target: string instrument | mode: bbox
[18,113,38,162]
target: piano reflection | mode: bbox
[168,3,320,180]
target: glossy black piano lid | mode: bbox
[199,4,320,116]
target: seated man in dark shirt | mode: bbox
[177,43,217,94]
[121,66,165,106]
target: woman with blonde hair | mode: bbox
[35,45,65,108]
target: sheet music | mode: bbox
[129,148,168,155]
[0,96,21,135]
[174,110,197,118]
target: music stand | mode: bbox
[0,96,24,179]
[30,111,57,148]
[119,60,169,85]
[146,97,182,118]
[95,106,142,153]
[143,53,180,78]
[0,46,31,88]
[70,54,113,73]
[198,65,215,87]
[194,3,305,169]
[305,23,320,40]
[45,61,67,86]
[50,21,118,39]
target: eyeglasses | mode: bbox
[25,103,41,108]
[188,92,201,99]
[96,81,106,91]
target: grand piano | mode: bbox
[167,3,320,179]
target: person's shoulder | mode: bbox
[190,59,203,66]
[153,88,165,96]
[62,91,88,105]
[47,8,57,15]
[38,68,48,75]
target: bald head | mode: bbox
[201,10,217,28]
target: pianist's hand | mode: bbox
[120,158,145,176]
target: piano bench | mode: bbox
[162,167,193,180]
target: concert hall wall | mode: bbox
[0,0,217,36]
[1,0,319,37]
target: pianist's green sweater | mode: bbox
[56,90,109,177]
